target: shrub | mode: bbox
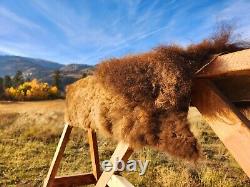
[4,79,59,101]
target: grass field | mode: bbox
[0,100,249,186]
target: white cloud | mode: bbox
[0,6,42,30]
[30,1,124,48]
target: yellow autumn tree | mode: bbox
[5,79,59,101]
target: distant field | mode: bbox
[0,100,249,186]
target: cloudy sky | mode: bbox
[0,0,250,64]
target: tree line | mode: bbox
[0,70,62,100]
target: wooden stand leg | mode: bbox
[43,123,73,187]
[192,79,250,177]
[44,125,102,187]
[96,142,133,187]
[88,128,101,180]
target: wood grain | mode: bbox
[53,173,96,187]
[43,123,73,187]
[197,49,250,78]
[96,142,134,187]
[192,79,250,177]
[88,128,101,180]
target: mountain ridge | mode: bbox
[0,55,93,86]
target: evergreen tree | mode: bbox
[82,72,88,78]
[4,75,12,89]
[26,77,31,82]
[13,70,24,87]
[53,70,62,90]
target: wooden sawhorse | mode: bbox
[43,124,134,187]
[43,125,101,186]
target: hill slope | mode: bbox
[0,55,93,86]
[0,56,63,77]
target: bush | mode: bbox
[4,79,59,101]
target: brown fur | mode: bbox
[65,30,248,161]
[65,76,199,160]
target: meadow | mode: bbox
[0,100,249,186]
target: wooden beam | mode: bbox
[191,79,250,177]
[107,175,134,187]
[213,76,250,102]
[196,49,250,78]
[43,123,73,187]
[52,173,96,187]
[96,142,134,187]
[88,128,101,180]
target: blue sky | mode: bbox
[0,0,250,65]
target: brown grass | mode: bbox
[0,100,250,187]
[1,101,250,186]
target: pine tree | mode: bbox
[13,70,24,87]
[4,75,12,89]
[82,72,88,78]
[53,70,62,90]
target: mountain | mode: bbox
[60,64,91,72]
[0,55,63,77]
[0,55,93,86]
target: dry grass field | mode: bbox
[0,100,249,186]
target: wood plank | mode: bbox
[52,173,96,187]
[96,142,134,187]
[213,76,250,102]
[191,79,250,177]
[88,128,101,180]
[43,123,73,187]
[107,175,134,187]
[196,49,250,78]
